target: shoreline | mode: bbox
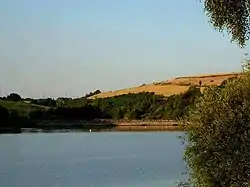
[0,119,182,134]
[108,119,182,131]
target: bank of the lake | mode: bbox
[0,119,182,133]
[112,119,181,131]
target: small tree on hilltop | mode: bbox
[179,59,250,187]
[7,93,21,102]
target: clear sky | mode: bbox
[0,0,249,98]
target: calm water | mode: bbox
[0,132,185,187]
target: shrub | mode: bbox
[180,61,250,187]
[7,93,21,102]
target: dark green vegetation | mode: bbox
[178,61,250,187]
[177,2,250,186]
[202,0,250,47]
[92,86,201,120]
[0,87,201,132]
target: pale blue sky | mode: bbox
[0,0,249,98]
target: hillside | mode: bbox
[89,72,241,99]
[0,100,48,117]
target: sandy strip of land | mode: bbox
[112,125,181,131]
[19,119,182,132]
[95,119,182,131]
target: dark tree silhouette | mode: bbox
[0,106,9,127]
[7,93,21,102]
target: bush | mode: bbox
[7,93,21,102]
[180,62,250,187]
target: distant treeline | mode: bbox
[1,79,233,131]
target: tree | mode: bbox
[84,89,102,98]
[7,93,21,102]
[180,60,250,187]
[36,98,56,107]
[202,0,250,47]
[0,106,9,127]
[93,89,101,95]
[111,108,124,120]
[125,109,141,120]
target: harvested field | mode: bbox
[90,72,241,99]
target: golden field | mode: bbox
[89,72,241,99]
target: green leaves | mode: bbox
[203,0,250,47]
[182,67,250,186]
[93,88,201,120]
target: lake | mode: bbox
[0,132,185,187]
